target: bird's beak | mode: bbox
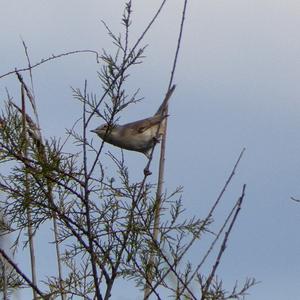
[90,129,97,133]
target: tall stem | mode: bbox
[144,1,188,298]
[17,72,65,299]
[53,215,65,300]
[21,84,38,300]
[1,257,8,300]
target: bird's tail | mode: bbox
[155,85,176,116]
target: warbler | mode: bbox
[91,85,175,158]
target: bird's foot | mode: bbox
[152,136,160,144]
[144,167,152,176]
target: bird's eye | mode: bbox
[101,124,110,131]
[100,123,115,131]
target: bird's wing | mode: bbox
[155,85,176,116]
[117,85,176,136]
[121,115,167,134]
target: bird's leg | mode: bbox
[143,134,162,176]
[152,133,163,144]
[143,167,152,176]
[152,137,160,144]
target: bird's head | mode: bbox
[91,124,116,140]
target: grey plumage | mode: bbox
[91,85,176,157]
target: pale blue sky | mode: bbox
[1,1,300,299]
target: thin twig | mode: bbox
[205,148,246,223]
[0,50,100,79]
[17,65,66,300]
[9,75,66,299]
[291,197,300,203]
[86,0,168,125]
[0,248,45,298]
[21,40,36,108]
[201,184,246,299]
[150,148,246,297]
[82,80,103,300]
[0,236,8,300]
[177,189,243,298]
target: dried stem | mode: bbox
[144,0,188,298]
[0,49,99,79]
[0,248,45,298]
[201,184,246,299]
[1,257,8,300]
[86,0,168,125]
[150,148,246,297]
[16,70,66,300]
[177,185,245,298]
[21,83,38,299]
[82,80,103,300]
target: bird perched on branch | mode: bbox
[91,85,176,158]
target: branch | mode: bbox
[177,185,246,298]
[144,1,188,297]
[82,80,103,300]
[201,184,246,299]
[291,197,300,203]
[0,50,100,79]
[86,0,168,125]
[0,248,45,298]
[150,148,246,297]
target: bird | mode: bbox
[91,85,176,158]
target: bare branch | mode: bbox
[0,50,100,79]
[0,248,45,298]
[201,184,246,299]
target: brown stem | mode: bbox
[144,0,188,297]
[21,83,38,300]
[201,184,246,299]
[0,248,45,298]
[16,73,66,300]
[0,50,99,79]
[150,148,246,298]
[82,81,103,300]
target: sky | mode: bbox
[1,0,300,299]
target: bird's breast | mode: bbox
[108,126,158,152]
